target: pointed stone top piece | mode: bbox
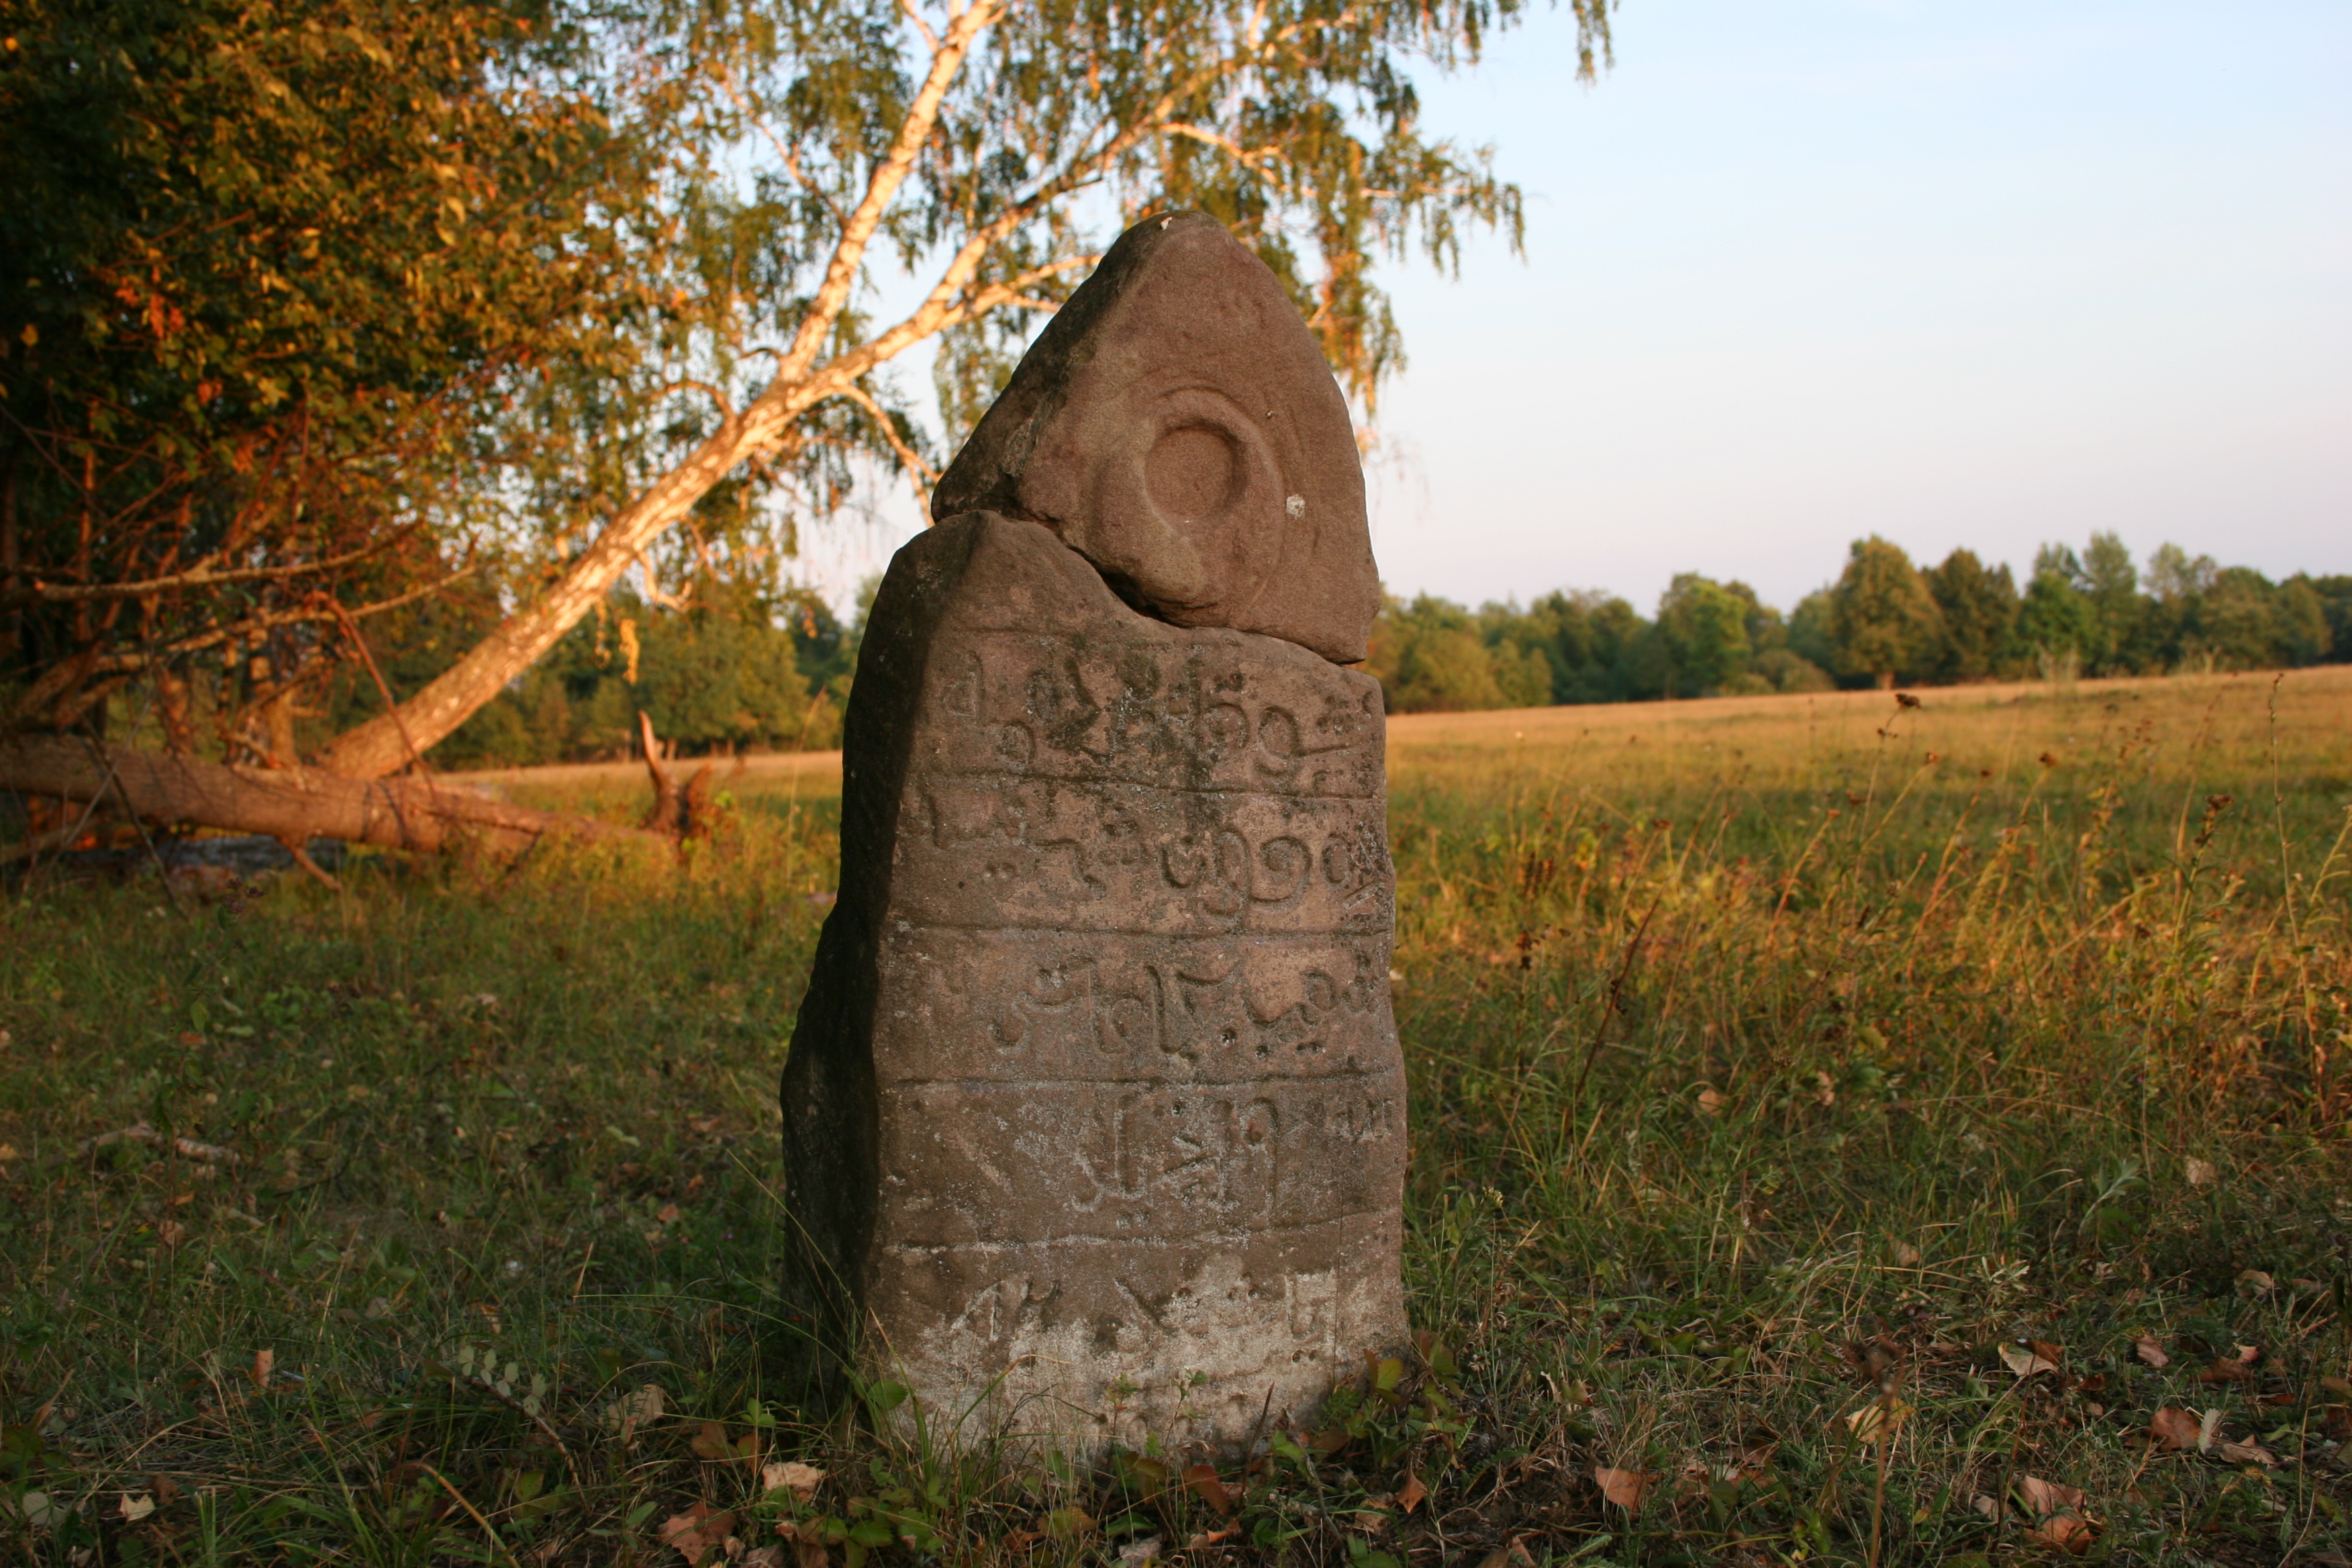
[932,212,1379,664]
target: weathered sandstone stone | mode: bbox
[931,212,1379,665]
[779,510,1405,1452]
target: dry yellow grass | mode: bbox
[1387,663,2352,799]
[3,664,2345,1565]
[450,667,2352,820]
[452,746,844,793]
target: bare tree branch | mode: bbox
[2,528,422,606]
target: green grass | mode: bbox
[3,669,2349,1567]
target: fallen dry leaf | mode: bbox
[656,1204,681,1225]
[772,1521,829,1568]
[1472,1538,1539,1568]
[607,1383,665,1442]
[2198,1358,2254,1385]
[658,1502,737,1566]
[1183,1463,1233,1514]
[116,1493,156,1522]
[1845,1336,1896,1379]
[1116,1535,1164,1568]
[762,1461,826,1502]
[690,1420,730,1461]
[251,1347,275,1391]
[2030,1512,2098,1555]
[2185,1158,2218,1188]
[686,1114,724,1135]
[2017,1475,2085,1516]
[2198,1407,2226,1451]
[1843,1397,1913,1444]
[2150,1407,2202,1452]
[2215,1440,2278,1467]
[1695,1087,1727,1117]
[1183,1529,1239,1551]
[1888,1240,1922,1267]
[739,1550,785,1568]
[1044,1507,1094,1539]
[1119,1453,1172,1496]
[2237,1269,2276,1295]
[1594,1466,1655,1509]
[1972,1494,2000,1520]
[2133,1334,2169,1369]
[2016,1473,2100,1555]
[1999,1342,2060,1378]
[1395,1473,1428,1514]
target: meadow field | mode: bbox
[3,667,2348,1567]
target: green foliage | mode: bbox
[1371,589,1666,716]
[2016,564,2098,677]
[2204,568,2331,671]
[4,0,1603,751]
[1653,574,1751,695]
[1362,532,2333,720]
[321,583,864,766]
[2080,529,2143,665]
[1,0,677,726]
[1511,589,1656,705]
[2306,574,2352,660]
[1368,575,1821,717]
[1922,548,2018,682]
[1827,535,1943,686]
[1785,587,1836,669]
[1368,594,1508,713]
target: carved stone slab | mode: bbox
[932,212,1380,665]
[780,511,1405,1452]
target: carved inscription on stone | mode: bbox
[780,511,1406,1452]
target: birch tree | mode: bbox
[3,0,1612,843]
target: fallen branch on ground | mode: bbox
[79,1122,240,1164]
[0,736,658,859]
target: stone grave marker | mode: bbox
[781,211,1405,1453]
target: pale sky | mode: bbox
[803,0,2352,619]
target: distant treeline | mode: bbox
[361,532,2343,765]
[1370,533,2349,714]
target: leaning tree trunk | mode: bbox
[309,0,1009,783]
[306,407,788,781]
[0,735,654,860]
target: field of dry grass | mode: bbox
[1387,663,2352,789]
[2,667,2347,1566]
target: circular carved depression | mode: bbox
[1144,423,1244,525]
